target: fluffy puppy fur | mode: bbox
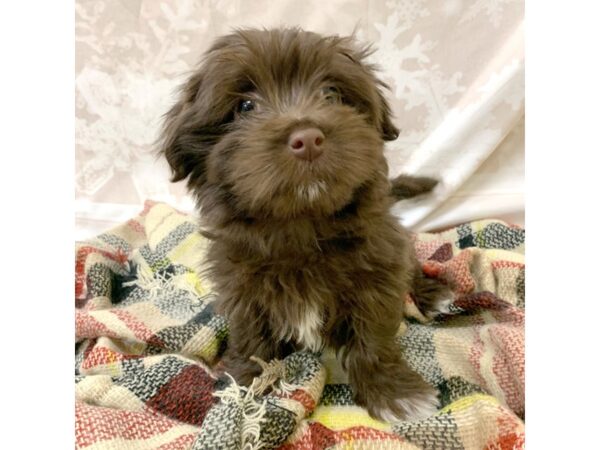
[160,28,452,421]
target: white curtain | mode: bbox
[75,0,524,240]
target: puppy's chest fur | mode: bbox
[212,232,378,351]
[277,300,324,352]
[227,249,348,352]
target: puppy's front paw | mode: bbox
[360,380,440,423]
[373,386,440,423]
[412,276,456,320]
[218,354,262,387]
[424,292,454,320]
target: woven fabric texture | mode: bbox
[75,201,524,449]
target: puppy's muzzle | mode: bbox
[288,128,325,161]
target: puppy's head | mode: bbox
[160,28,399,220]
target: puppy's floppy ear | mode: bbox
[339,45,400,142]
[376,85,400,141]
[159,70,205,183]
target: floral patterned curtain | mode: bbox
[75,0,524,239]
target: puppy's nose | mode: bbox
[288,128,325,161]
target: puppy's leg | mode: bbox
[411,266,455,320]
[220,350,264,387]
[219,312,287,386]
[344,317,439,422]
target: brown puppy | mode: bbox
[160,28,452,422]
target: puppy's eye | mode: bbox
[237,99,256,114]
[321,86,342,104]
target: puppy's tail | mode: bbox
[390,175,438,201]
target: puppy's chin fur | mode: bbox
[296,180,327,204]
[160,27,451,422]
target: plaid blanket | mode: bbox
[75,201,525,449]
